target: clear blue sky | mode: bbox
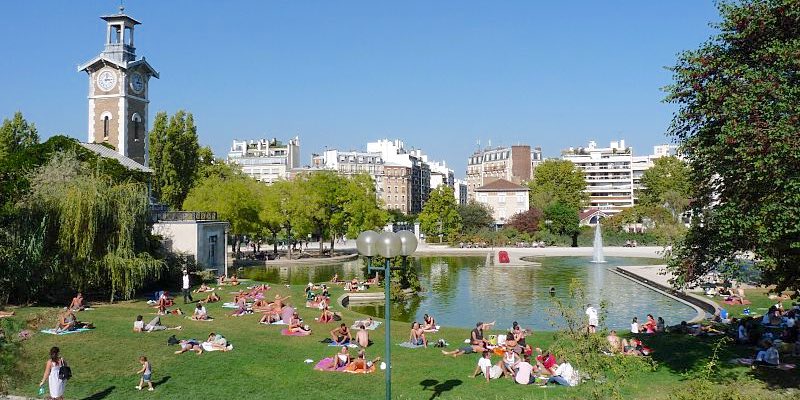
[0,0,720,177]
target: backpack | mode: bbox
[58,364,72,380]
[167,335,179,346]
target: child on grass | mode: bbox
[135,356,154,391]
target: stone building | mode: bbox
[466,145,532,200]
[474,179,530,227]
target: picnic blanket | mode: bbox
[186,317,214,322]
[201,342,234,352]
[281,328,312,336]
[222,302,252,309]
[260,320,287,325]
[314,357,346,371]
[398,341,425,349]
[41,328,93,335]
[352,321,383,331]
[423,325,441,333]
[723,299,751,305]
[732,358,795,370]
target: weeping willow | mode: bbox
[26,153,164,302]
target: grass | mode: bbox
[712,289,786,318]
[4,282,794,400]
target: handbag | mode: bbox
[58,365,72,380]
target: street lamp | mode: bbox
[355,230,417,400]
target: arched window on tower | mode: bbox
[103,116,110,139]
[132,113,142,141]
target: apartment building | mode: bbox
[226,137,300,183]
[466,145,532,200]
[382,164,411,212]
[474,179,530,227]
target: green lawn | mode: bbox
[4,282,792,400]
[713,289,785,319]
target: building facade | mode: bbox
[466,145,532,200]
[227,137,300,183]
[382,164,411,212]
[474,179,530,227]
[454,178,468,205]
[79,7,159,166]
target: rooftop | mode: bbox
[475,178,529,192]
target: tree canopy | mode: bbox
[528,159,587,211]
[457,201,494,234]
[419,186,462,242]
[544,202,580,247]
[664,0,800,293]
[149,111,200,210]
[639,156,691,221]
[506,208,543,235]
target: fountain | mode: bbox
[591,222,606,263]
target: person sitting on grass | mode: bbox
[657,317,666,333]
[535,348,557,375]
[193,283,212,293]
[422,314,437,332]
[642,314,657,334]
[217,275,226,285]
[192,303,209,320]
[544,360,580,387]
[331,273,343,284]
[622,338,651,356]
[471,351,502,382]
[228,275,240,286]
[606,330,623,353]
[287,312,310,334]
[470,321,495,348]
[514,355,536,385]
[174,340,203,355]
[134,315,181,332]
[68,292,85,312]
[318,305,339,323]
[356,324,369,348]
[229,294,249,317]
[511,321,528,349]
[409,322,428,347]
[499,344,522,377]
[56,309,76,332]
[331,346,351,370]
[753,341,779,367]
[630,317,640,334]
[330,323,351,345]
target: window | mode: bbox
[498,193,506,204]
[103,116,110,139]
[208,235,218,265]
[132,113,142,141]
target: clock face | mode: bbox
[96,70,117,92]
[130,73,145,94]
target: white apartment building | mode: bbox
[474,179,530,226]
[227,137,300,183]
[563,140,678,216]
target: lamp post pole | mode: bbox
[383,257,392,400]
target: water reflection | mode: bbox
[239,256,697,331]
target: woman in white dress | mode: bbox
[39,346,66,400]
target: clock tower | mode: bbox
[78,6,159,166]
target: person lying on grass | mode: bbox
[288,312,310,334]
[471,351,502,382]
[134,315,181,332]
[174,340,203,355]
[192,303,209,320]
[409,322,428,347]
[193,283,213,293]
[441,341,488,357]
[258,311,281,324]
[330,324,351,345]
[252,298,272,312]
[0,310,15,317]
[68,292,85,312]
[205,332,230,351]
[201,292,220,304]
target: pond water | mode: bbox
[239,256,697,331]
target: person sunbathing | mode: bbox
[422,314,437,331]
[174,339,203,355]
[228,275,240,286]
[409,322,428,347]
[354,317,375,329]
[331,346,351,370]
[470,321,495,348]
[330,324,352,345]
[202,292,220,304]
[259,312,281,324]
[134,315,181,332]
[319,305,336,323]
[56,310,76,332]
[349,349,380,372]
[0,310,15,318]
[68,292,85,311]
[606,330,623,353]
[331,274,343,284]
[193,283,213,293]
[217,275,226,285]
[288,312,310,334]
[356,324,369,348]
[205,332,230,351]
[192,303,209,320]
[252,298,272,312]
[441,341,488,357]
[229,295,250,317]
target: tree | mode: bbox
[418,186,462,243]
[664,0,800,292]
[639,156,691,221]
[457,201,494,234]
[297,171,347,255]
[342,173,389,239]
[544,202,580,247]
[528,159,587,211]
[0,112,39,160]
[506,208,543,235]
[149,111,200,209]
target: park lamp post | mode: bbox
[356,230,418,400]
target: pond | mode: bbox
[239,256,698,331]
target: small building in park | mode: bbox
[151,211,229,272]
[579,208,611,227]
[474,178,530,227]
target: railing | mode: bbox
[151,211,219,222]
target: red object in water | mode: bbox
[498,251,510,264]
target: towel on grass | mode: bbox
[41,328,93,335]
[314,357,346,371]
[185,317,214,322]
[201,342,234,352]
[281,328,312,336]
[322,339,358,348]
[352,321,382,330]
[398,341,426,349]
[222,302,252,309]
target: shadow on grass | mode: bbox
[153,375,171,386]
[420,378,463,399]
[81,385,115,400]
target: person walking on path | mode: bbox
[39,346,67,400]
[135,356,154,391]
[182,269,193,304]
